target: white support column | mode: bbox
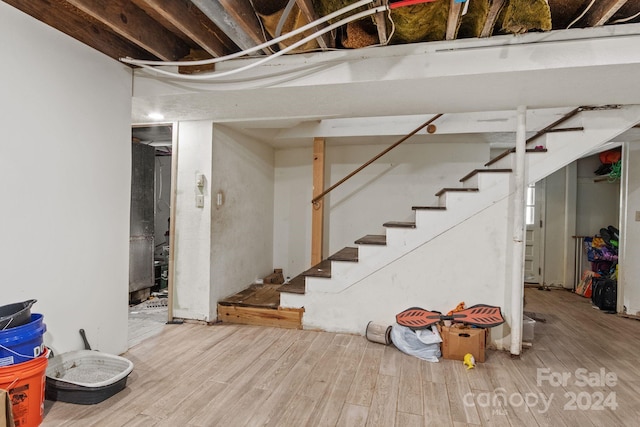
[510,106,527,356]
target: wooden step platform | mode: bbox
[354,234,386,245]
[328,246,358,262]
[277,274,306,294]
[302,259,332,278]
[435,187,478,197]
[218,283,303,329]
[459,168,512,182]
[383,221,416,228]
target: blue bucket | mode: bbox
[0,313,46,367]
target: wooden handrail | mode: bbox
[311,114,443,205]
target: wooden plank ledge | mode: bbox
[355,234,386,245]
[435,187,478,197]
[218,283,280,308]
[485,147,547,167]
[412,206,446,211]
[302,259,332,278]
[217,304,303,329]
[383,221,416,228]
[328,247,358,262]
[277,275,306,294]
[459,168,512,182]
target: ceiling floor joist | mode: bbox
[4,0,155,61]
[132,0,239,58]
[65,0,191,61]
[191,0,269,54]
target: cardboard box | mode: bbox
[440,325,487,362]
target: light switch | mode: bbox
[196,174,205,188]
[196,195,204,208]
[636,211,640,221]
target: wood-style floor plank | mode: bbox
[365,374,399,427]
[42,289,640,427]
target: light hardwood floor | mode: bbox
[43,289,640,426]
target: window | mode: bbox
[525,184,535,225]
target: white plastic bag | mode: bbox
[390,323,442,362]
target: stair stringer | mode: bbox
[309,172,511,295]
[298,196,514,350]
[527,105,640,184]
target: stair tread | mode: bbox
[459,168,512,182]
[435,187,479,197]
[383,221,416,228]
[219,283,281,308]
[277,275,306,294]
[485,147,547,167]
[412,206,446,211]
[302,259,332,278]
[355,234,387,245]
[328,247,358,262]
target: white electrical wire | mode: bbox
[131,6,387,81]
[566,0,595,29]
[609,11,640,24]
[275,0,298,38]
[120,0,374,67]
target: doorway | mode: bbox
[524,180,545,285]
[129,124,173,348]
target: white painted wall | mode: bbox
[172,123,274,321]
[273,142,489,277]
[576,154,620,236]
[543,165,577,289]
[620,142,640,315]
[0,4,132,355]
[210,125,274,317]
[173,122,214,321]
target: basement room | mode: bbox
[2,0,640,426]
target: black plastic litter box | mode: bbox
[0,299,37,330]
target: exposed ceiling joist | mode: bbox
[65,0,190,60]
[373,0,388,46]
[3,0,154,61]
[191,0,268,53]
[584,0,630,26]
[446,0,463,40]
[481,0,506,37]
[131,0,238,57]
[295,0,332,49]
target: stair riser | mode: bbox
[279,292,305,309]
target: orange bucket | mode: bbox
[0,349,48,427]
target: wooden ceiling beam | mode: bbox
[584,0,630,26]
[3,0,155,61]
[296,0,332,49]
[64,0,190,61]
[191,0,268,53]
[132,0,238,57]
[480,0,506,38]
[372,0,388,46]
[446,0,464,40]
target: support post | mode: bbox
[167,123,179,323]
[510,106,527,356]
[311,137,325,266]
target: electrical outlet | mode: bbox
[196,195,204,208]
